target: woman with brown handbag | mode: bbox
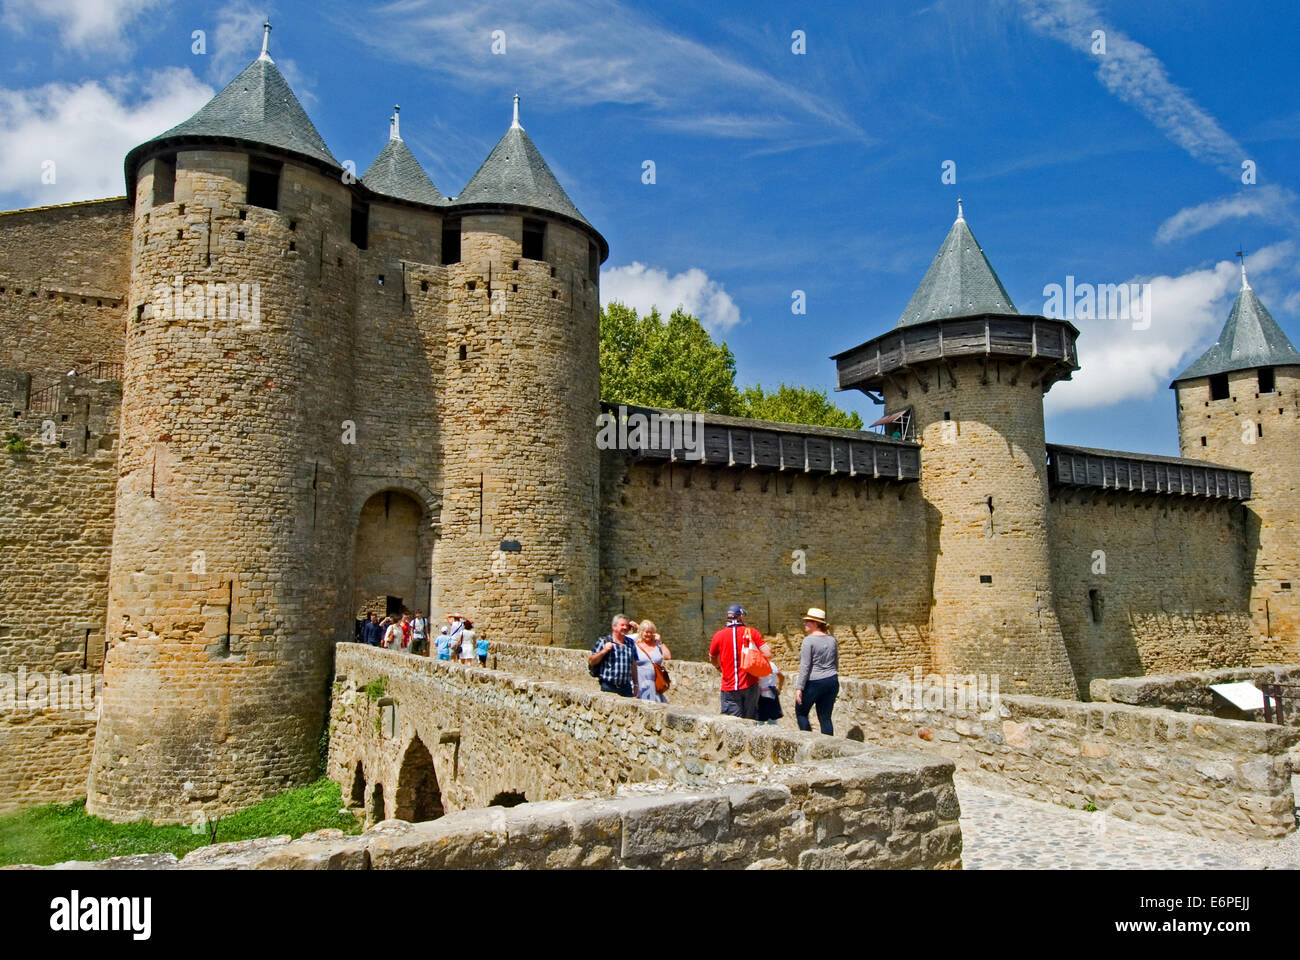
[633,620,671,702]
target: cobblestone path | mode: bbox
[957,776,1300,870]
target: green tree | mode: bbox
[599,303,864,428]
[599,303,742,414]
[738,383,864,429]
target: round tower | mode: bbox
[431,97,605,646]
[834,207,1080,696]
[1173,261,1300,662]
[88,32,357,822]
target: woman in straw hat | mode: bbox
[794,607,839,735]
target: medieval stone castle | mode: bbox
[1,33,1297,825]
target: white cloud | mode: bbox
[210,1,269,81]
[0,0,167,53]
[0,69,214,207]
[1156,185,1297,244]
[1015,0,1246,177]
[601,262,741,332]
[1045,244,1292,414]
[342,0,866,146]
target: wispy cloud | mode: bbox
[1045,244,1293,414]
[1014,0,1247,178]
[1155,184,1299,244]
[0,0,167,54]
[0,68,213,207]
[330,0,867,147]
[601,261,742,332]
[210,0,269,81]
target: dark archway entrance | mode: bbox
[393,738,443,822]
[353,490,428,618]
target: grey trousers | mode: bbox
[720,685,760,720]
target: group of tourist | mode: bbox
[588,603,841,735]
[358,611,491,666]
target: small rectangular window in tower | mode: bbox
[247,158,282,210]
[1281,582,1291,591]
[152,154,176,206]
[588,242,599,281]
[1209,373,1229,400]
[1258,367,1275,393]
[441,219,461,264]
[1088,588,1103,623]
[350,201,369,250]
[1200,436,1206,446]
[522,219,546,260]
[979,574,992,584]
[1258,422,1263,438]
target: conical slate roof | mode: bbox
[897,214,1018,327]
[363,137,445,206]
[1173,276,1300,383]
[125,55,339,183]
[457,123,591,227]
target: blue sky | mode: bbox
[1,0,1297,455]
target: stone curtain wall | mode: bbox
[324,644,961,869]
[483,641,1299,840]
[599,455,934,672]
[0,199,131,386]
[1048,494,1256,694]
[0,686,98,815]
[1177,368,1300,664]
[0,374,118,813]
[1092,665,1300,728]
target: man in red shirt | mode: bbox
[709,604,772,720]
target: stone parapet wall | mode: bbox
[1091,665,1300,728]
[477,640,1299,840]
[323,644,961,869]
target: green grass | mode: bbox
[0,778,361,867]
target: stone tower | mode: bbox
[833,207,1080,696]
[86,28,608,822]
[1173,262,1300,662]
[88,33,359,822]
[430,96,605,647]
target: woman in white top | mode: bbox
[382,618,403,650]
[457,617,476,662]
[633,620,671,702]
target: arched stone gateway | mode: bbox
[353,490,431,619]
[393,738,443,822]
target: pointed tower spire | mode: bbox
[259,20,273,62]
[1173,256,1300,383]
[390,105,401,141]
[896,210,1017,326]
[511,92,522,130]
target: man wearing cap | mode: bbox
[709,604,772,720]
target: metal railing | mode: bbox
[1260,683,1300,724]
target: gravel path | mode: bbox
[957,775,1300,870]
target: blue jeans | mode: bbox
[796,676,839,735]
